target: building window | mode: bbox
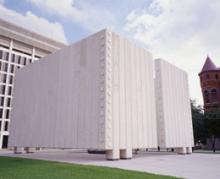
[2,135,8,148]
[4,121,8,131]
[0,97,4,106]
[11,54,15,62]
[23,57,26,65]
[3,74,7,83]
[5,109,10,119]
[4,63,8,72]
[17,56,21,64]
[215,74,219,79]
[8,86,12,95]
[10,65,14,73]
[9,76,13,84]
[0,120,1,129]
[211,89,218,102]
[7,98,11,107]
[206,74,210,79]
[0,85,5,95]
[204,90,209,103]
[0,108,3,118]
[0,50,2,59]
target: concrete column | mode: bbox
[176,147,187,154]
[14,147,24,154]
[25,147,35,153]
[106,149,119,160]
[186,147,192,154]
[120,149,132,159]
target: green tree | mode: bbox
[191,100,207,145]
[204,110,220,152]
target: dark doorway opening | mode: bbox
[2,135,8,148]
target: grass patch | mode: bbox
[0,156,178,179]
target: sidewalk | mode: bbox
[0,149,220,179]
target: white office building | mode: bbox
[9,29,194,160]
[0,18,66,149]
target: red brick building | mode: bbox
[199,56,220,112]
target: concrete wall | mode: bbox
[108,31,157,151]
[9,30,104,149]
[155,59,194,150]
[9,29,157,157]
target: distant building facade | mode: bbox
[199,56,220,149]
[199,56,220,112]
[0,18,66,149]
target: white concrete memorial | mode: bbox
[9,29,194,160]
[9,29,158,160]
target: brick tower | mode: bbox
[199,56,220,111]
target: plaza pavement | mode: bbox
[0,149,219,179]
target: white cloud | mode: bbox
[77,1,116,31]
[26,0,117,31]
[125,0,220,105]
[0,4,67,43]
[27,0,83,19]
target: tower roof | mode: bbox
[200,56,218,74]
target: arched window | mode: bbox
[204,90,209,103]
[206,74,210,79]
[211,89,218,102]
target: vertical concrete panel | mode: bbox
[120,37,126,149]
[10,30,106,149]
[110,31,119,151]
[111,32,157,150]
[130,43,136,148]
[125,39,132,150]
[155,59,194,148]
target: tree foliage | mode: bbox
[204,109,220,152]
[191,100,220,151]
[191,100,207,145]
[204,110,220,137]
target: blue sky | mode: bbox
[1,0,220,105]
